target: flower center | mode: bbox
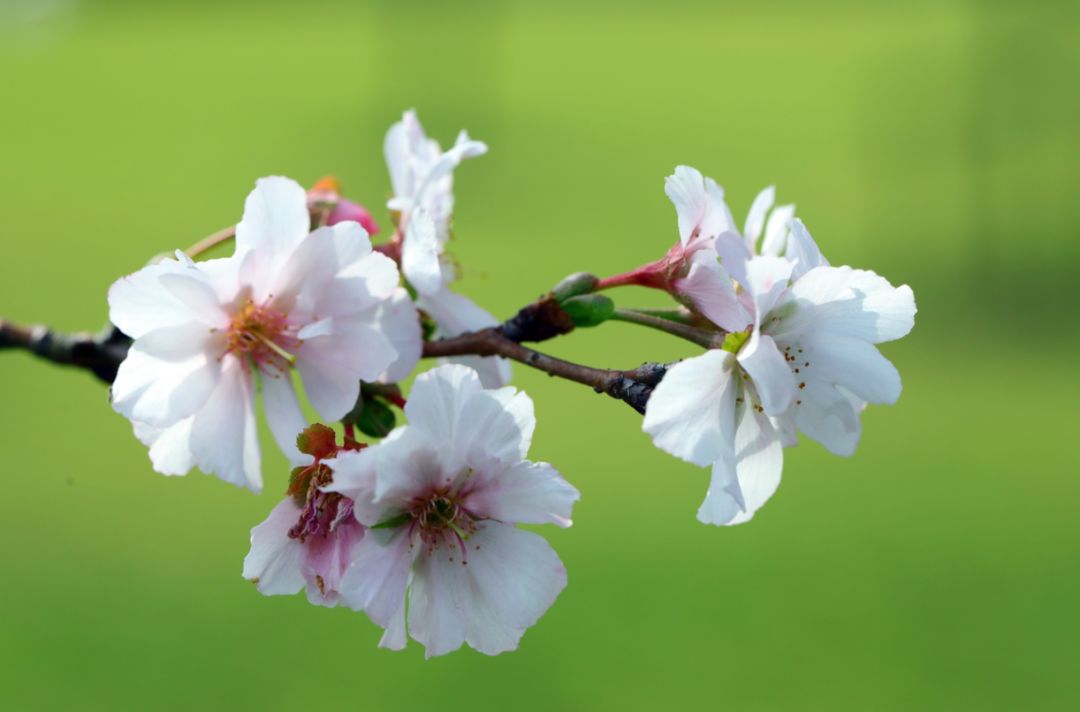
[225,299,297,372]
[287,463,353,543]
[409,491,477,561]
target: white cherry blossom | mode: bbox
[109,176,421,492]
[384,111,509,386]
[644,221,915,525]
[323,365,579,658]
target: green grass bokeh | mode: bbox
[1,1,1077,709]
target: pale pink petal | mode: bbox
[418,288,511,387]
[260,373,308,464]
[401,208,443,296]
[797,334,902,405]
[742,255,794,322]
[108,257,227,338]
[296,322,396,421]
[375,289,422,384]
[189,357,262,491]
[302,517,365,608]
[759,203,795,256]
[339,528,414,647]
[111,343,220,428]
[785,219,828,279]
[743,185,775,249]
[235,176,311,296]
[133,419,195,476]
[793,381,862,456]
[674,250,751,332]
[242,499,305,595]
[462,460,579,528]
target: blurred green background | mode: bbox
[1,0,1078,709]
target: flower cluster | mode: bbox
[90,114,915,657]
[642,166,916,524]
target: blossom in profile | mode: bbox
[109,176,421,491]
[323,365,579,657]
[644,221,915,525]
[384,110,509,386]
[242,425,366,607]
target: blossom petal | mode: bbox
[642,350,738,467]
[664,165,734,247]
[133,419,196,476]
[462,460,579,528]
[743,185,775,248]
[405,365,534,468]
[189,357,262,491]
[698,400,783,526]
[111,341,220,428]
[408,523,567,658]
[108,257,228,338]
[242,498,305,595]
[375,289,422,384]
[743,255,794,322]
[339,527,414,650]
[321,447,384,526]
[760,203,795,256]
[674,250,752,333]
[785,218,828,279]
[296,322,396,421]
[260,373,308,464]
[737,331,797,415]
[798,335,902,405]
[793,381,862,456]
[401,208,443,296]
[235,176,311,291]
[776,266,916,344]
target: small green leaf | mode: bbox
[354,398,396,439]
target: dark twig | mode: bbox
[422,327,669,413]
[0,320,131,383]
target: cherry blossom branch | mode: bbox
[422,327,669,414]
[0,319,130,383]
[185,225,236,258]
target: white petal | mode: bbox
[797,335,902,405]
[674,250,752,332]
[664,166,734,248]
[260,373,308,464]
[339,527,414,648]
[794,380,862,456]
[785,218,828,279]
[242,499,305,596]
[406,365,535,468]
[743,185,775,249]
[133,418,196,476]
[108,257,229,338]
[375,289,422,384]
[296,322,396,421]
[743,255,794,322]
[713,230,753,289]
[462,460,579,527]
[401,208,443,296]
[775,266,916,344]
[189,357,262,491]
[234,176,311,287]
[759,203,795,256]
[698,400,783,526]
[736,331,797,415]
[111,341,220,428]
[642,351,738,467]
[319,450,383,528]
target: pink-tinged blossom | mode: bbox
[109,176,421,492]
[644,221,915,526]
[323,365,579,657]
[383,110,509,386]
[243,426,367,607]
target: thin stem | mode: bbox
[185,225,236,259]
[611,308,726,349]
[422,327,668,413]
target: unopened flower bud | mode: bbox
[307,176,380,235]
[551,272,599,302]
[560,294,615,328]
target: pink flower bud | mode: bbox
[308,176,380,236]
